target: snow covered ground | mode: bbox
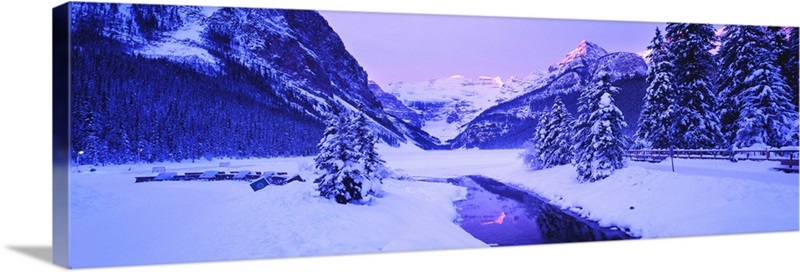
[380,147,799,239]
[68,147,798,267]
[68,156,486,268]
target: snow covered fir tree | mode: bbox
[634,27,676,149]
[663,23,723,149]
[768,27,799,108]
[634,24,799,151]
[572,74,629,183]
[717,25,762,146]
[522,96,574,170]
[539,97,575,168]
[717,25,799,148]
[314,110,386,204]
[521,111,550,170]
[349,110,387,195]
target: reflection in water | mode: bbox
[536,203,626,243]
[449,175,632,246]
[480,211,506,225]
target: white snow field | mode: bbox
[69,147,799,267]
[68,156,487,268]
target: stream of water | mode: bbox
[438,175,633,246]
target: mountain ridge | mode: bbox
[68,3,440,164]
[371,40,648,148]
[449,41,649,149]
[379,74,527,141]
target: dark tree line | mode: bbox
[70,39,324,165]
[67,2,420,166]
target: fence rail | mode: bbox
[626,148,799,162]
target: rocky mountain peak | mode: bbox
[550,40,609,72]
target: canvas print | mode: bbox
[52,1,799,268]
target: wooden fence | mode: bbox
[626,148,799,163]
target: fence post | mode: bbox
[766,148,770,161]
[669,146,675,172]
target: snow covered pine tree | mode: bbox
[573,74,629,183]
[664,23,723,149]
[635,27,676,149]
[522,96,576,171]
[315,110,387,204]
[768,27,799,108]
[314,112,365,204]
[349,111,387,196]
[717,25,798,148]
[528,96,575,169]
[717,25,759,146]
[541,97,575,168]
[521,110,549,170]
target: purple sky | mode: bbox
[319,10,667,87]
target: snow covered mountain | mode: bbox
[449,41,648,149]
[550,40,609,73]
[381,75,531,142]
[373,40,647,146]
[368,80,424,128]
[69,3,439,164]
